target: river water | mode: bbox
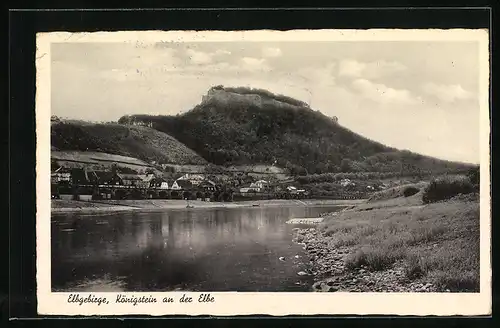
[51,205,343,292]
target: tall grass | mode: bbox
[422,174,475,204]
[345,247,405,271]
[320,197,480,291]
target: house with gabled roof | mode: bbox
[51,166,71,184]
[248,179,269,192]
[117,173,143,187]
[198,179,217,192]
[175,179,193,190]
[92,171,122,186]
[176,173,205,186]
[150,177,169,189]
[169,180,181,190]
[137,173,155,188]
[70,168,94,185]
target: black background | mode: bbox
[5,2,495,327]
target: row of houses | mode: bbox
[51,168,217,192]
[239,179,306,195]
[52,167,309,201]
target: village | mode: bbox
[51,165,311,202]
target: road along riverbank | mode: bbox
[51,198,366,214]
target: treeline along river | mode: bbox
[51,205,344,292]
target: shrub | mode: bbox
[428,270,479,292]
[345,248,404,271]
[404,255,428,280]
[467,166,480,188]
[403,186,420,197]
[405,225,447,246]
[422,175,474,204]
[330,233,359,247]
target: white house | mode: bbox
[247,180,269,192]
[248,183,261,192]
[51,167,71,183]
[254,180,269,188]
[177,173,205,186]
[340,178,355,187]
[170,181,182,190]
[287,186,306,194]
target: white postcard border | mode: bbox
[36,29,491,316]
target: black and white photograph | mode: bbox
[36,29,490,316]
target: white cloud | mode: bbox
[262,47,282,58]
[215,49,232,56]
[338,59,407,79]
[422,82,475,103]
[296,63,336,87]
[240,57,271,72]
[184,48,232,66]
[186,49,213,65]
[338,59,366,78]
[351,78,417,105]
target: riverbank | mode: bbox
[51,198,365,214]
[293,189,480,293]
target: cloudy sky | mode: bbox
[51,40,480,164]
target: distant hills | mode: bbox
[115,86,472,175]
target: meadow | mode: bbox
[317,173,480,292]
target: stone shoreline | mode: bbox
[292,227,443,293]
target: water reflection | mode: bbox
[51,206,343,292]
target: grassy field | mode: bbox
[52,150,152,166]
[51,121,207,165]
[51,150,165,175]
[317,179,480,292]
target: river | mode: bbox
[51,205,344,292]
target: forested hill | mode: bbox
[119,86,472,175]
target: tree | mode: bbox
[467,166,480,187]
[340,159,351,173]
[118,115,131,124]
[51,159,60,171]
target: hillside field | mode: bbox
[51,121,207,165]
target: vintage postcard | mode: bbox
[36,29,491,316]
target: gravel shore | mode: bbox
[292,227,445,293]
